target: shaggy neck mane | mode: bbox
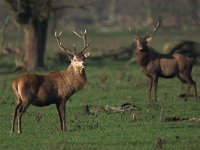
[135,48,150,66]
[63,64,87,91]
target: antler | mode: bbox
[55,31,74,55]
[129,26,139,39]
[146,21,160,38]
[73,30,90,53]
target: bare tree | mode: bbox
[4,0,51,71]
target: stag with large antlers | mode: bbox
[132,22,197,103]
[11,30,90,133]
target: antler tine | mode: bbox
[146,21,160,37]
[82,39,90,52]
[55,31,74,55]
[73,29,90,53]
[129,26,139,39]
[73,30,82,38]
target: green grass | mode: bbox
[0,31,200,150]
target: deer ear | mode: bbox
[84,52,90,58]
[132,35,138,41]
[146,36,152,42]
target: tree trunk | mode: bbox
[23,19,48,71]
[108,0,117,25]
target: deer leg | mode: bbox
[17,101,30,134]
[59,101,66,132]
[147,77,153,103]
[182,72,197,101]
[193,82,198,101]
[177,74,187,98]
[56,103,63,131]
[153,76,158,102]
[182,75,191,101]
[189,76,198,101]
[17,105,23,134]
[11,100,22,133]
[185,84,191,101]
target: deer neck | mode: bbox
[135,48,149,66]
[64,64,87,91]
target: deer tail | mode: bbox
[12,80,22,104]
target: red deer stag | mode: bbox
[11,30,90,133]
[132,22,197,103]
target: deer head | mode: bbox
[132,21,160,51]
[55,30,90,69]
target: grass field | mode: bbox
[0,30,200,150]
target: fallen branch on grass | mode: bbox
[104,103,138,113]
[83,104,103,117]
[165,116,200,122]
[189,117,200,123]
[83,103,139,115]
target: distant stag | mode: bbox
[131,22,198,103]
[11,30,90,133]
